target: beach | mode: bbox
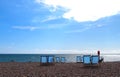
[0,62,120,77]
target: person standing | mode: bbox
[97,50,100,56]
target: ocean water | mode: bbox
[0,54,120,62]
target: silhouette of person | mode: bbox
[97,50,100,56]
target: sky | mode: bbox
[0,0,120,54]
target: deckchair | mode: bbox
[76,56,81,63]
[83,55,91,64]
[91,55,99,64]
[40,55,55,66]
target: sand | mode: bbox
[0,62,120,77]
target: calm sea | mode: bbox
[0,54,120,62]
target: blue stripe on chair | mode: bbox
[91,55,99,64]
[83,55,91,64]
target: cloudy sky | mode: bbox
[0,0,120,54]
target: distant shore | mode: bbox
[0,62,120,77]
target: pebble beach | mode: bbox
[0,62,120,77]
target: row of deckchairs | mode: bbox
[40,55,103,66]
[40,56,66,63]
[83,55,100,64]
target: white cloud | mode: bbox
[12,48,120,55]
[96,24,104,27]
[65,27,89,33]
[13,26,41,31]
[12,24,68,31]
[32,15,61,23]
[35,0,120,22]
[41,16,61,22]
[22,49,96,54]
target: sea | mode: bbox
[0,54,120,62]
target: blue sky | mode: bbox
[0,0,120,54]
